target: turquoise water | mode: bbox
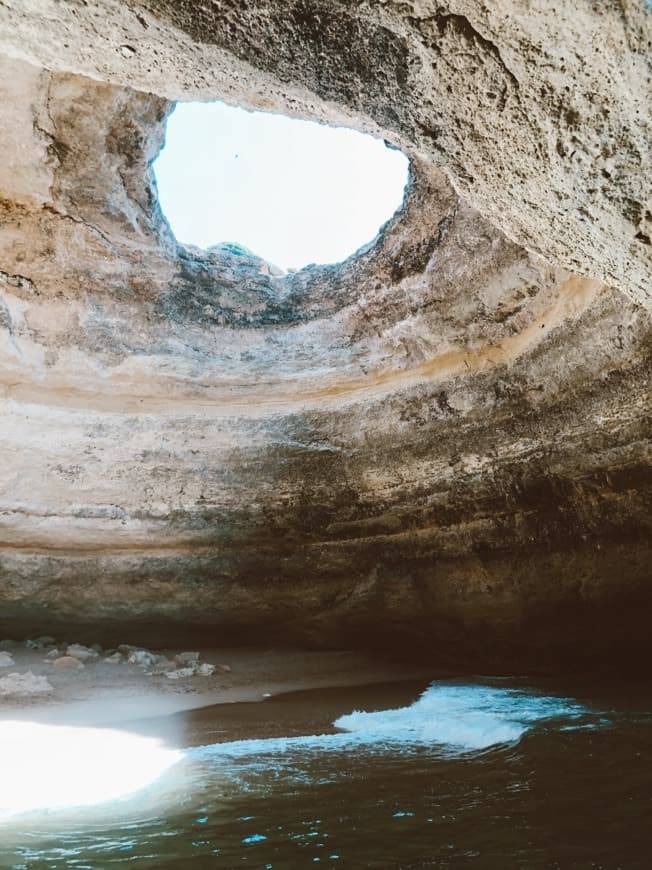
[1,678,651,868]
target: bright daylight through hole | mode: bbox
[154,101,409,270]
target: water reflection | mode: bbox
[0,722,182,821]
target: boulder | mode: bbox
[52,656,85,669]
[127,649,160,668]
[66,643,99,662]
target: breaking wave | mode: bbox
[196,682,592,763]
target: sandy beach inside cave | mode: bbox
[0,641,432,731]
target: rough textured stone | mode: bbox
[0,671,53,696]
[66,643,99,662]
[0,4,649,671]
[0,0,649,305]
[52,656,85,670]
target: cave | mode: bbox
[0,0,650,862]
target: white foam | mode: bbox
[196,682,590,763]
[334,684,586,750]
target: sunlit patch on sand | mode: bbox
[0,721,182,820]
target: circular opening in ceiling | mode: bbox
[153,101,410,272]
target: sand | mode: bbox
[0,640,431,730]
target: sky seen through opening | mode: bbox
[154,101,410,271]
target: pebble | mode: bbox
[166,666,195,680]
[0,651,15,667]
[175,651,200,665]
[1,634,222,683]
[127,649,160,668]
[52,655,85,669]
[66,643,98,661]
[0,671,53,696]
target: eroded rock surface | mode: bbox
[0,3,649,669]
[1,0,649,304]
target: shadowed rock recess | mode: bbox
[0,1,649,670]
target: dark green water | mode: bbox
[1,677,651,868]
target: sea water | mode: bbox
[1,677,650,868]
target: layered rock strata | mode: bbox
[0,2,649,669]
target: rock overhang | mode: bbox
[0,0,649,670]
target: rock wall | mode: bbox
[0,2,649,669]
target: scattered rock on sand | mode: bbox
[66,643,98,661]
[0,671,53,696]
[166,666,195,680]
[44,648,62,660]
[216,663,231,673]
[0,651,15,667]
[127,649,160,668]
[52,655,85,669]
[165,661,215,678]
[103,652,123,664]
[25,636,56,650]
[175,651,200,665]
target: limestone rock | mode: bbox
[127,649,160,668]
[52,656,85,670]
[0,3,648,671]
[0,672,53,696]
[0,651,15,667]
[0,0,649,305]
[175,652,200,665]
[66,643,99,662]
